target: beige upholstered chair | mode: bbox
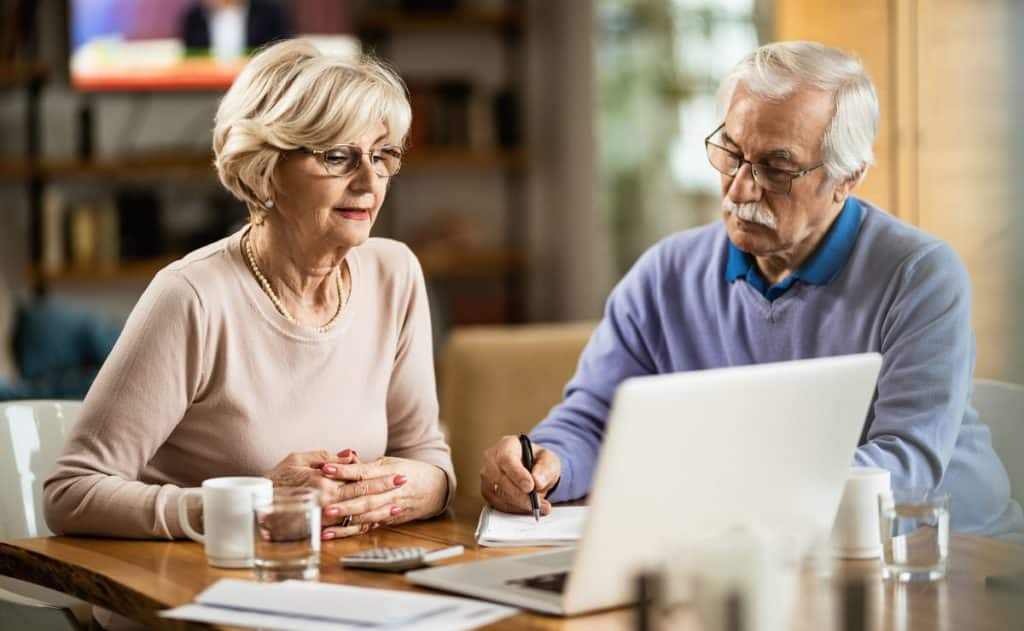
[440,322,596,499]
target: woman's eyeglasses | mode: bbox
[304,144,403,178]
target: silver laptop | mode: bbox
[408,353,883,616]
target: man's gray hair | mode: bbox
[717,41,879,182]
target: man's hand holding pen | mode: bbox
[480,434,561,516]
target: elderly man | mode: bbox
[480,41,1023,540]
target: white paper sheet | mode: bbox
[475,506,589,547]
[159,579,517,630]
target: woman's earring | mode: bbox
[264,198,274,209]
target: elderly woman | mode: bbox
[44,39,454,541]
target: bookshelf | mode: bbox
[7,144,525,288]
[0,154,216,180]
[30,257,180,285]
[5,4,530,328]
[0,63,48,87]
[0,147,523,181]
[0,61,47,287]
[30,248,524,286]
[354,2,530,323]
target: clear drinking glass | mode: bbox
[252,487,321,581]
[878,488,950,582]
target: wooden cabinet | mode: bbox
[775,0,1023,383]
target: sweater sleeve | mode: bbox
[853,242,973,488]
[43,270,206,539]
[530,248,663,502]
[383,246,456,511]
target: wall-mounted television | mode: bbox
[69,0,357,91]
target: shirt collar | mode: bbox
[724,196,864,292]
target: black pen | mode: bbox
[518,433,541,522]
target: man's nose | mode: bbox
[726,162,763,204]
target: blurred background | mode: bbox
[0,0,1021,401]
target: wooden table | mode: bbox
[1,496,1022,630]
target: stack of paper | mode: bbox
[160,579,517,631]
[475,506,589,547]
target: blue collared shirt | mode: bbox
[724,197,864,300]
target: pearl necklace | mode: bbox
[243,233,346,334]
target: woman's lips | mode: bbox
[335,208,370,220]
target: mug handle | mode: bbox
[178,489,205,543]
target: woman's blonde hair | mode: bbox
[213,38,411,222]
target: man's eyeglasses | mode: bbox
[704,123,823,194]
[304,144,403,178]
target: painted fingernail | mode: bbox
[323,465,337,475]
[338,449,351,458]
[393,474,407,486]
[325,507,340,516]
[322,531,335,540]
[390,505,403,516]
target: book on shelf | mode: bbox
[65,202,120,273]
[40,187,65,275]
[69,204,98,269]
[116,189,164,261]
[36,185,162,278]
[34,184,247,281]
[95,203,121,269]
[406,81,515,153]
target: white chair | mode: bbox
[973,380,1024,508]
[0,400,90,630]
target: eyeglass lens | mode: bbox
[320,145,402,177]
[706,143,796,194]
[708,143,794,192]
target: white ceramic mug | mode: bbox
[178,477,273,568]
[828,467,891,559]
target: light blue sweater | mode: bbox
[531,197,1024,539]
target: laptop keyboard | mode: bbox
[507,571,569,594]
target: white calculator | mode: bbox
[340,545,465,572]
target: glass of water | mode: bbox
[253,487,321,581]
[877,487,950,582]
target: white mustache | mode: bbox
[722,199,778,230]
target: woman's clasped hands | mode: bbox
[265,450,448,540]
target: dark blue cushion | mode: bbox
[6,298,121,400]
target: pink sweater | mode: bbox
[44,228,455,539]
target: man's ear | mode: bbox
[832,165,867,204]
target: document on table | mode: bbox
[159,578,517,631]
[475,505,589,547]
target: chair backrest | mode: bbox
[440,322,596,498]
[0,401,82,540]
[973,379,1024,507]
